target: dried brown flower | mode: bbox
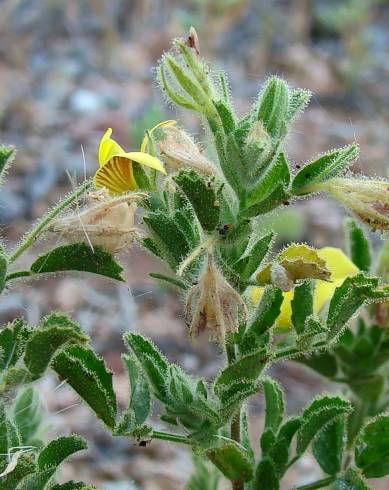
[49,189,145,253]
[185,252,247,344]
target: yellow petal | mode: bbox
[94,156,137,194]
[140,120,177,153]
[98,128,126,167]
[317,247,359,281]
[125,151,167,175]
[314,280,339,313]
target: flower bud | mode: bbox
[309,177,389,231]
[49,189,145,253]
[158,126,215,175]
[185,253,247,344]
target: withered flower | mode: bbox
[308,178,389,231]
[158,126,215,176]
[49,189,145,253]
[185,252,247,344]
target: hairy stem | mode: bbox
[9,179,92,264]
[152,430,192,445]
[6,270,31,282]
[293,476,336,490]
[347,397,368,450]
[226,342,244,490]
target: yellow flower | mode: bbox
[94,122,174,194]
[252,247,359,329]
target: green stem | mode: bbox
[293,476,336,490]
[9,180,92,264]
[225,341,244,490]
[6,270,32,282]
[152,430,191,445]
[347,397,368,450]
[273,340,327,361]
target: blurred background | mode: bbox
[0,0,389,488]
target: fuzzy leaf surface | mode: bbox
[355,414,389,478]
[297,396,351,456]
[124,333,169,402]
[31,243,125,281]
[174,170,220,232]
[52,345,117,428]
[291,144,359,194]
[206,441,253,482]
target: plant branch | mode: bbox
[152,430,192,445]
[225,341,244,490]
[9,179,92,264]
[6,270,31,282]
[293,476,336,490]
[273,340,327,362]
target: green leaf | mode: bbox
[30,243,125,281]
[345,218,371,272]
[355,414,389,478]
[214,99,236,135]
[167,364,194,408]
[160,65,201,111]
[240,287,283,353]
[313,417,345,475]
[206,441,254,482]
[149,272,186,290]
[52,345,117,428]
[233,232,274,280]
[327,274,380,340]
[286,88,311,123]
[214,349,267,396]
[0,242,8,293]
[291,281,314,335]
[278,416,302,447]
[349,374,384,403]
[0,319,31,370]
[174,170,221,232]
[132,161,151,190]
[52,483,100,490]
[16,436,88,490]
[0,454,36,490]
[0,401,21,472]
[218,380,260,419]
[0,145,16,185]
[292,144,359,194]
[253,458,279,490]
[116,354,151,436]
[246,152,290,209]
[257,76,289,141]
[334,468,372,490]
[296,351,338,378]
[262,377,285,434]
[37,435,87,471]
[13,387,43,444]
[24,315,88,379]
[297,396,352,456]
[124,332,169,402]
[16,471,54,490]
[165,55,209,109]
[144,211,191,270]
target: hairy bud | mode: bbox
[158,126,215,175]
